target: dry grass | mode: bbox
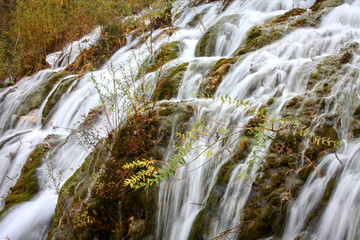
[0,0,166,83]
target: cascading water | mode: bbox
[1,0,360,239]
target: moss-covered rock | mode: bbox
[237,129,305,239]
[235,0,345,57]
[195,14,241,57]
[65,46,106,73]
[42,75,80,124]
[187,136,251,240]
[199,57,238,96]
[154,62,189,101]
[307,55,343,90]
[0,139,59,217]
[15,72,68,121]
[310,0,345,12]
[48,102,195,240]
[141,41,184,75]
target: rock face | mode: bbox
[195,14,241,57]
[48,103,194,240]
[0,134,62,216]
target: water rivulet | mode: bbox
[1,0,360,239]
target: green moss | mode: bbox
[199,57,238,96]
[267,98,274,105]
[271,8,307,24]
[0,143,50,216]
[195,31,212,57]
[235,25,285,56]
[215,161,234,185]
[307,55,342,90]
[49,103,195,240]
[141,41,183,74]
[188,186,226,240]
[42,75,80,123]
[195,14,241,57]
[155,62,189,101]
[310,0,345,12]
[235,0,344,58]
[246,26,263,44]
[16,72,67,120]
[321,177,337,202]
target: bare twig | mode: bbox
[333,150,344,166]
[191,7,207,34]
[304,155,323,178]
[210,221,251,240]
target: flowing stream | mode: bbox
[1,0,360,239]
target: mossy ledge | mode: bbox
[42,75,81,124]
[48,102,195,240]
[141,41,184,75]
[154,62,189,101]
[195,14,241,57]
[235,0,345,57]
[0,142,53,217]
[14,71,68,127]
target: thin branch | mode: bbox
[210,221,251,240]
[191,7,207,33]
[333,150,344,166]
[304,155,323,178]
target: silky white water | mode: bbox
[0,0,360,239]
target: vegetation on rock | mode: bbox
[0,139,59,217]
[195,14,241,57]
[48,102,194,240]
[154,62,189,100]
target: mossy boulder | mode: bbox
[42,75,80,124]
[141,41,184,75]
[14,71,68,124]
[48,102,195,240]
[199,57,238,96]
[195,14,241,57]
[154,62,189,101]
[0,138,60,217]
[235,0,345,57]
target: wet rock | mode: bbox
[195,14,241,57]
[141,41,184,74]
[155,62,189,101]
[42,75,80,124]
[48,102,195,240]
[199,57,238,96]
[15,72,68,122]
[235,0,345,57]
[0,136,61,217]
[19,109,39,126]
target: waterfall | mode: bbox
[1,0,360,239]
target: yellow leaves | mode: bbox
[176,131,186,140]
[123,159,158,188]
